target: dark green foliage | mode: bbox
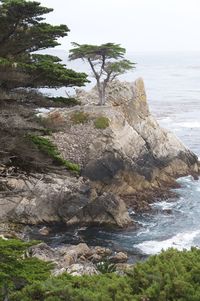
[0,0,88,90]
[22,54,88,89]
[0,238,52,300]
[69,43,127,61]
[47,97,81,107]
[70,111,89,124]
[10,273,133,301]
[27,134,80,172]
[127,247,200,300]
[94,116,109,129]
[6,247,200,301]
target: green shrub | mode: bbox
[70,111,89,124]
[47,97,81,107]
[3,242,200,301]
[0,238,52,300]
[10,273,132,301]
[27,134,80,172]
[94,116,109,129]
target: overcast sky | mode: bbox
[39,0,200,53]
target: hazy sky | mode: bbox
[39,0,200,53]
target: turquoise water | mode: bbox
[39,51,200,256]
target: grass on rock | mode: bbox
[27,134,80,172]
[70,111,89,124]
[94,116,109,129]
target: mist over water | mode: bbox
[40,51,200,257]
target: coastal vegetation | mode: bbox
[0,238,52,301]
[47,97,81,107]
[70,111,90,124]
[0,0,88,91]
[0,0,87,172]
[1,238,200,301]
[94,116,110,129]
[69,43,135,105]
[1,1,200,301]
[27,134,80,172]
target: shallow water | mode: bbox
[77,176,200,258]
[35,51,200,258]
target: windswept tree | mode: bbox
[0,0,88,91]
[69,43,135,105]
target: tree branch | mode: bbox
[88,58,99,82]
[99,54,106,77]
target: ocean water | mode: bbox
[39,51,200,257]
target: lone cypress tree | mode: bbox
[69,43,135,105]
[0,0,88,91]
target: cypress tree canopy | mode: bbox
[69,43,135,105]
[0,0,88,90]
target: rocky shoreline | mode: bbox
[28,241,131,276]
[0,78,199,270]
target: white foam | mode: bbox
[159,117,172,123]
[135,230,200,255]
[177,121,200,128]
[136,228,150,237]
[152,201,174,210]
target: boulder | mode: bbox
[66,263,99,276]
[38,226,50,236]
[110,252,128,263]
[27,242,110,276]
[68,193,132,227]
[93,246,112,256]
[29,243,55,262]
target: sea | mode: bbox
[37,51,200,259]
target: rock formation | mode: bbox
[0,78,199,230]
[27,242,128,276]
[0,171,131,227]
[51,78,199,196]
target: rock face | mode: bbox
[52,78,199,197]
[0,171,131,227]
[0,78,199,229]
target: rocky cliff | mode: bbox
[50,78,198,195]
[0,78,199,229]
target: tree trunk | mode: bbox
[101,81,107,105]
[101,87,106,105]
[97,82,103,105]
